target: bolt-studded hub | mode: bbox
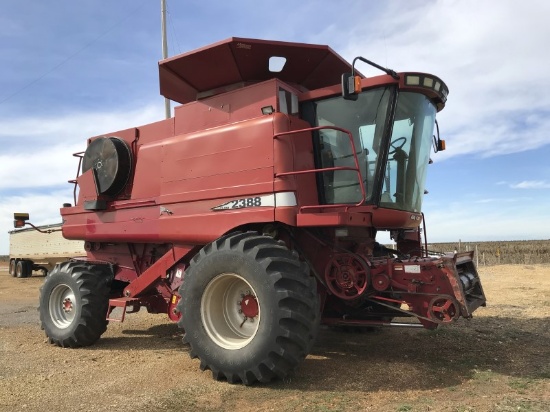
[239,294,259,318]
[48,283,77,329]
[201,273,261,350]
[62,298,74,313]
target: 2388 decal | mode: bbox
[212,196,262,211]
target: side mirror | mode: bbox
[432,135,446,152]
[13,212,29,228]
[341,73,361,101]
[432,120,446,152]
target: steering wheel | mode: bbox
[388,137,407,155]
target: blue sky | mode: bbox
[1,0,549,254]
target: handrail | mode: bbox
[273,126,366,212]
[421,212,428,258]
[69,151,85,206]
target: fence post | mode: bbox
[476,245,479,267]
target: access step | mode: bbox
[107,297,141,322]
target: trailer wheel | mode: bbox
[177,232,319,385]
[24,260,33,277]
[15,260,29,278]
[9,259,16,277]
[39,261,112,347]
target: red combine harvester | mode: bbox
[21,38,486,384]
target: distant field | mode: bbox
[3,240,549,267]
[428,239,550,266]
[377,239,549,266]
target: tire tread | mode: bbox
[40,261,112,348]
[177,231,319,385]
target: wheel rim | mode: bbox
[49,283,77,329]
[201,273,260,350]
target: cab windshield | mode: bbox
[309,88,436,213]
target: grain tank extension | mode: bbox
[34,38,486,384]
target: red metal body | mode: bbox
[60,37,485,329]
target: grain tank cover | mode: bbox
[159,37,353,105]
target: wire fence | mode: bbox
[4,241,549,268]
[427,240,550,266]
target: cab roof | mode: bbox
[158,37,353,105]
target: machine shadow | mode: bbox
[85,315,549,392]
[89,322,186,352]
[274,315,550,392]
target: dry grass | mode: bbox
[1,264,549,411]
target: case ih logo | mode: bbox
[236,42,251,50]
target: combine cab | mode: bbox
[33,37,486,384]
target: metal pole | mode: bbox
[161,0,171,119]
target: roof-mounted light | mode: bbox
[405,75,420,86]
[404,73,449,104]
[261,105,274,115]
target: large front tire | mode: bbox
[39,261,112,347]
[177,232,319,384]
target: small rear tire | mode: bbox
[39,261,112,347]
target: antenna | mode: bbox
[161,0,171,119]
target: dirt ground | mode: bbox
[0,264,548,412]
